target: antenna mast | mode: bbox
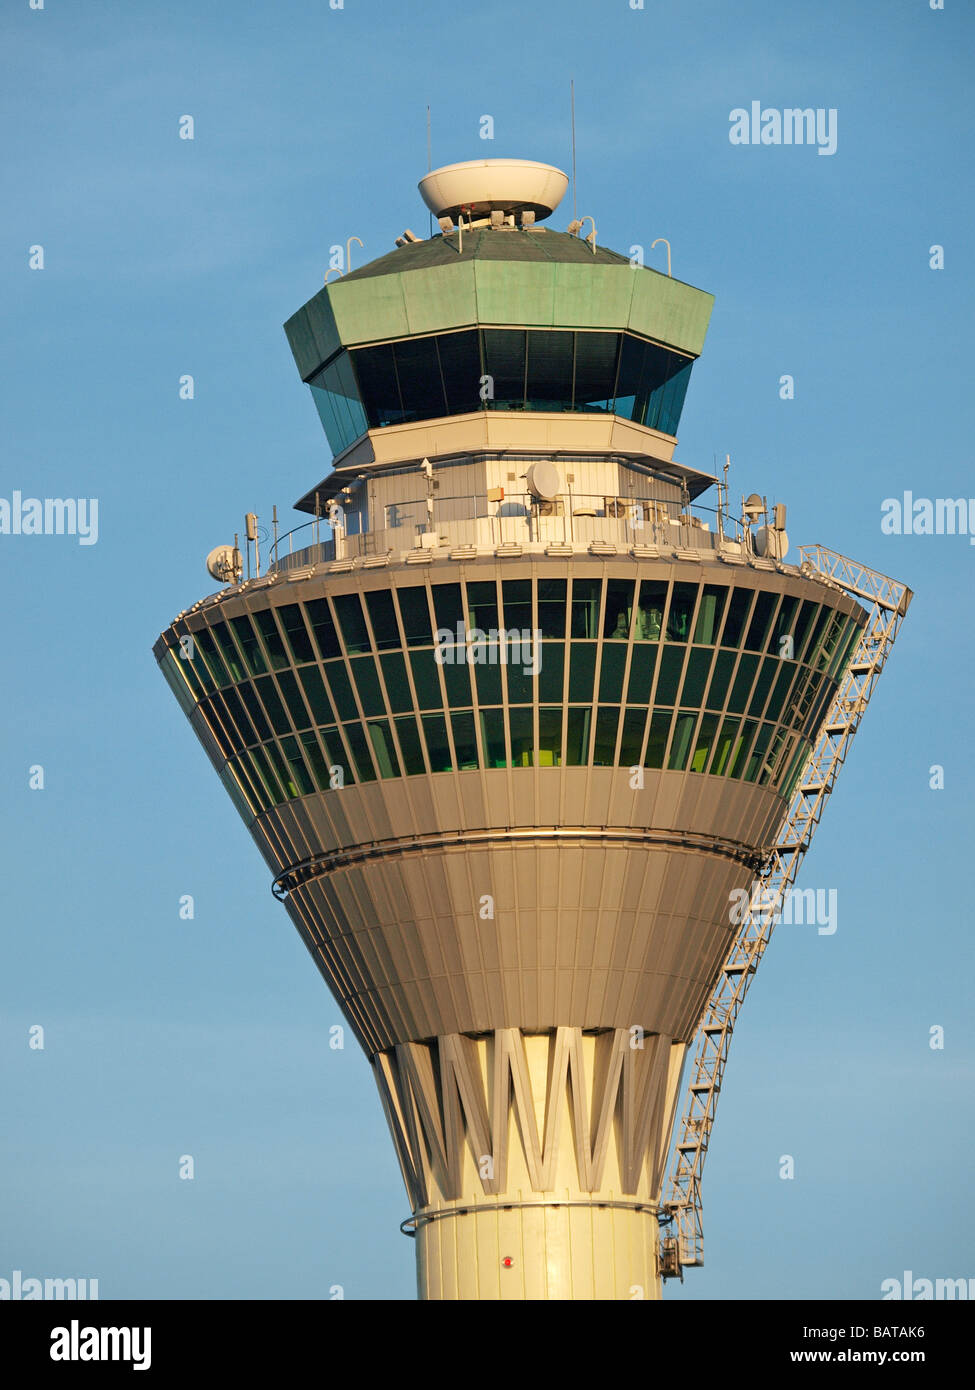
[570,79,577,223]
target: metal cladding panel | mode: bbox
[472,262,557,327]
[628,271,714,356]
[287,258,714,365]
[551,263,636,330]
[400,261,479,336]
[279,842,756,1053]
[328,271,412,345]
[283,289,342,381]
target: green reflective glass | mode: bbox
[709,717,740,776]
[277,604,315,664]
[279,735,314,795]
[450,711,478,770]
[441,652,473,707]
[323,660,358,720]
[265,740,301,798]
[593,706,620,766]
[474,655,503,706]
[393,716,427,776]
[250,744,283,802]
[304,599,342,660]
[502,579,532,634]
[275,670,309,730]
[570,578,601,638]
[397,586,433,647]
[254,675,290,735]
[509,706,533,766]
[791,600,819,662]
[222,687,256,746]
[466,580,499,633]
[747,657,780,719]
[349,655,385,717]
[195,629,229,688]
[667,711,697,770]
[432,583,465,636]
[342,722,377,782]
[618,708,647,767]
[666,583,697,642]
[680,647,713,706]
[333,593,370,654]
[212,621,246,682]
[368,720,402,778]
[626,645,657,704]
[744,591,779,653]
[299,730,333,791]
[766,660,799,724]
[693,585,729,645]
[568,643,597,702]
[604,580,635,639]
[598,644,627,701]
[690,713,720,773]
[727,653,760,714]
[379,651,413,713]
[364,590,402,651]
[635,580,666,641]
[237,681,271,742]
[537,642,564,703]
[159,648,198,716]
[297,666,334,725]
[744,724,775,783]
[317,727,348,783]
[538,579,567,638]
[421,713,452,772]
[720,588,754,648]
[644,709,673,768]
[479,708,507,768]
[654,646,685,705]
[505,643,535,704]
[565,708,591,765]
[729,721,758,779]
[772,596,799,656]
[230,616,267,676]
[409,650,443,710]
[254,609,290,670]
[538,707,563,767]
[705,650,736,710]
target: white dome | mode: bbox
[418,158,569,222]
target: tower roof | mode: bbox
[342,228,639,282]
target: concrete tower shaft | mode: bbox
[155,159,873,1299]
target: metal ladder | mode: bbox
[662,545,913,1271]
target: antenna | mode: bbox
[426,104,433,237]
[570,79,577,223]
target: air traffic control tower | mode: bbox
[154,159,911,1299]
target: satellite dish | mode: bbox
[206,545,242,585]
[754,525,789,560]
[526,460,561,501]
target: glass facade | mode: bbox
[307,328,695,455]
[162,577,865,822]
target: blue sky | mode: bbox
[1,0,971,1300]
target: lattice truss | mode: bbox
[661,545,913,1273]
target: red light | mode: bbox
[502,1256,514,1268]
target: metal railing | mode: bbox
[268,493,741,571]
